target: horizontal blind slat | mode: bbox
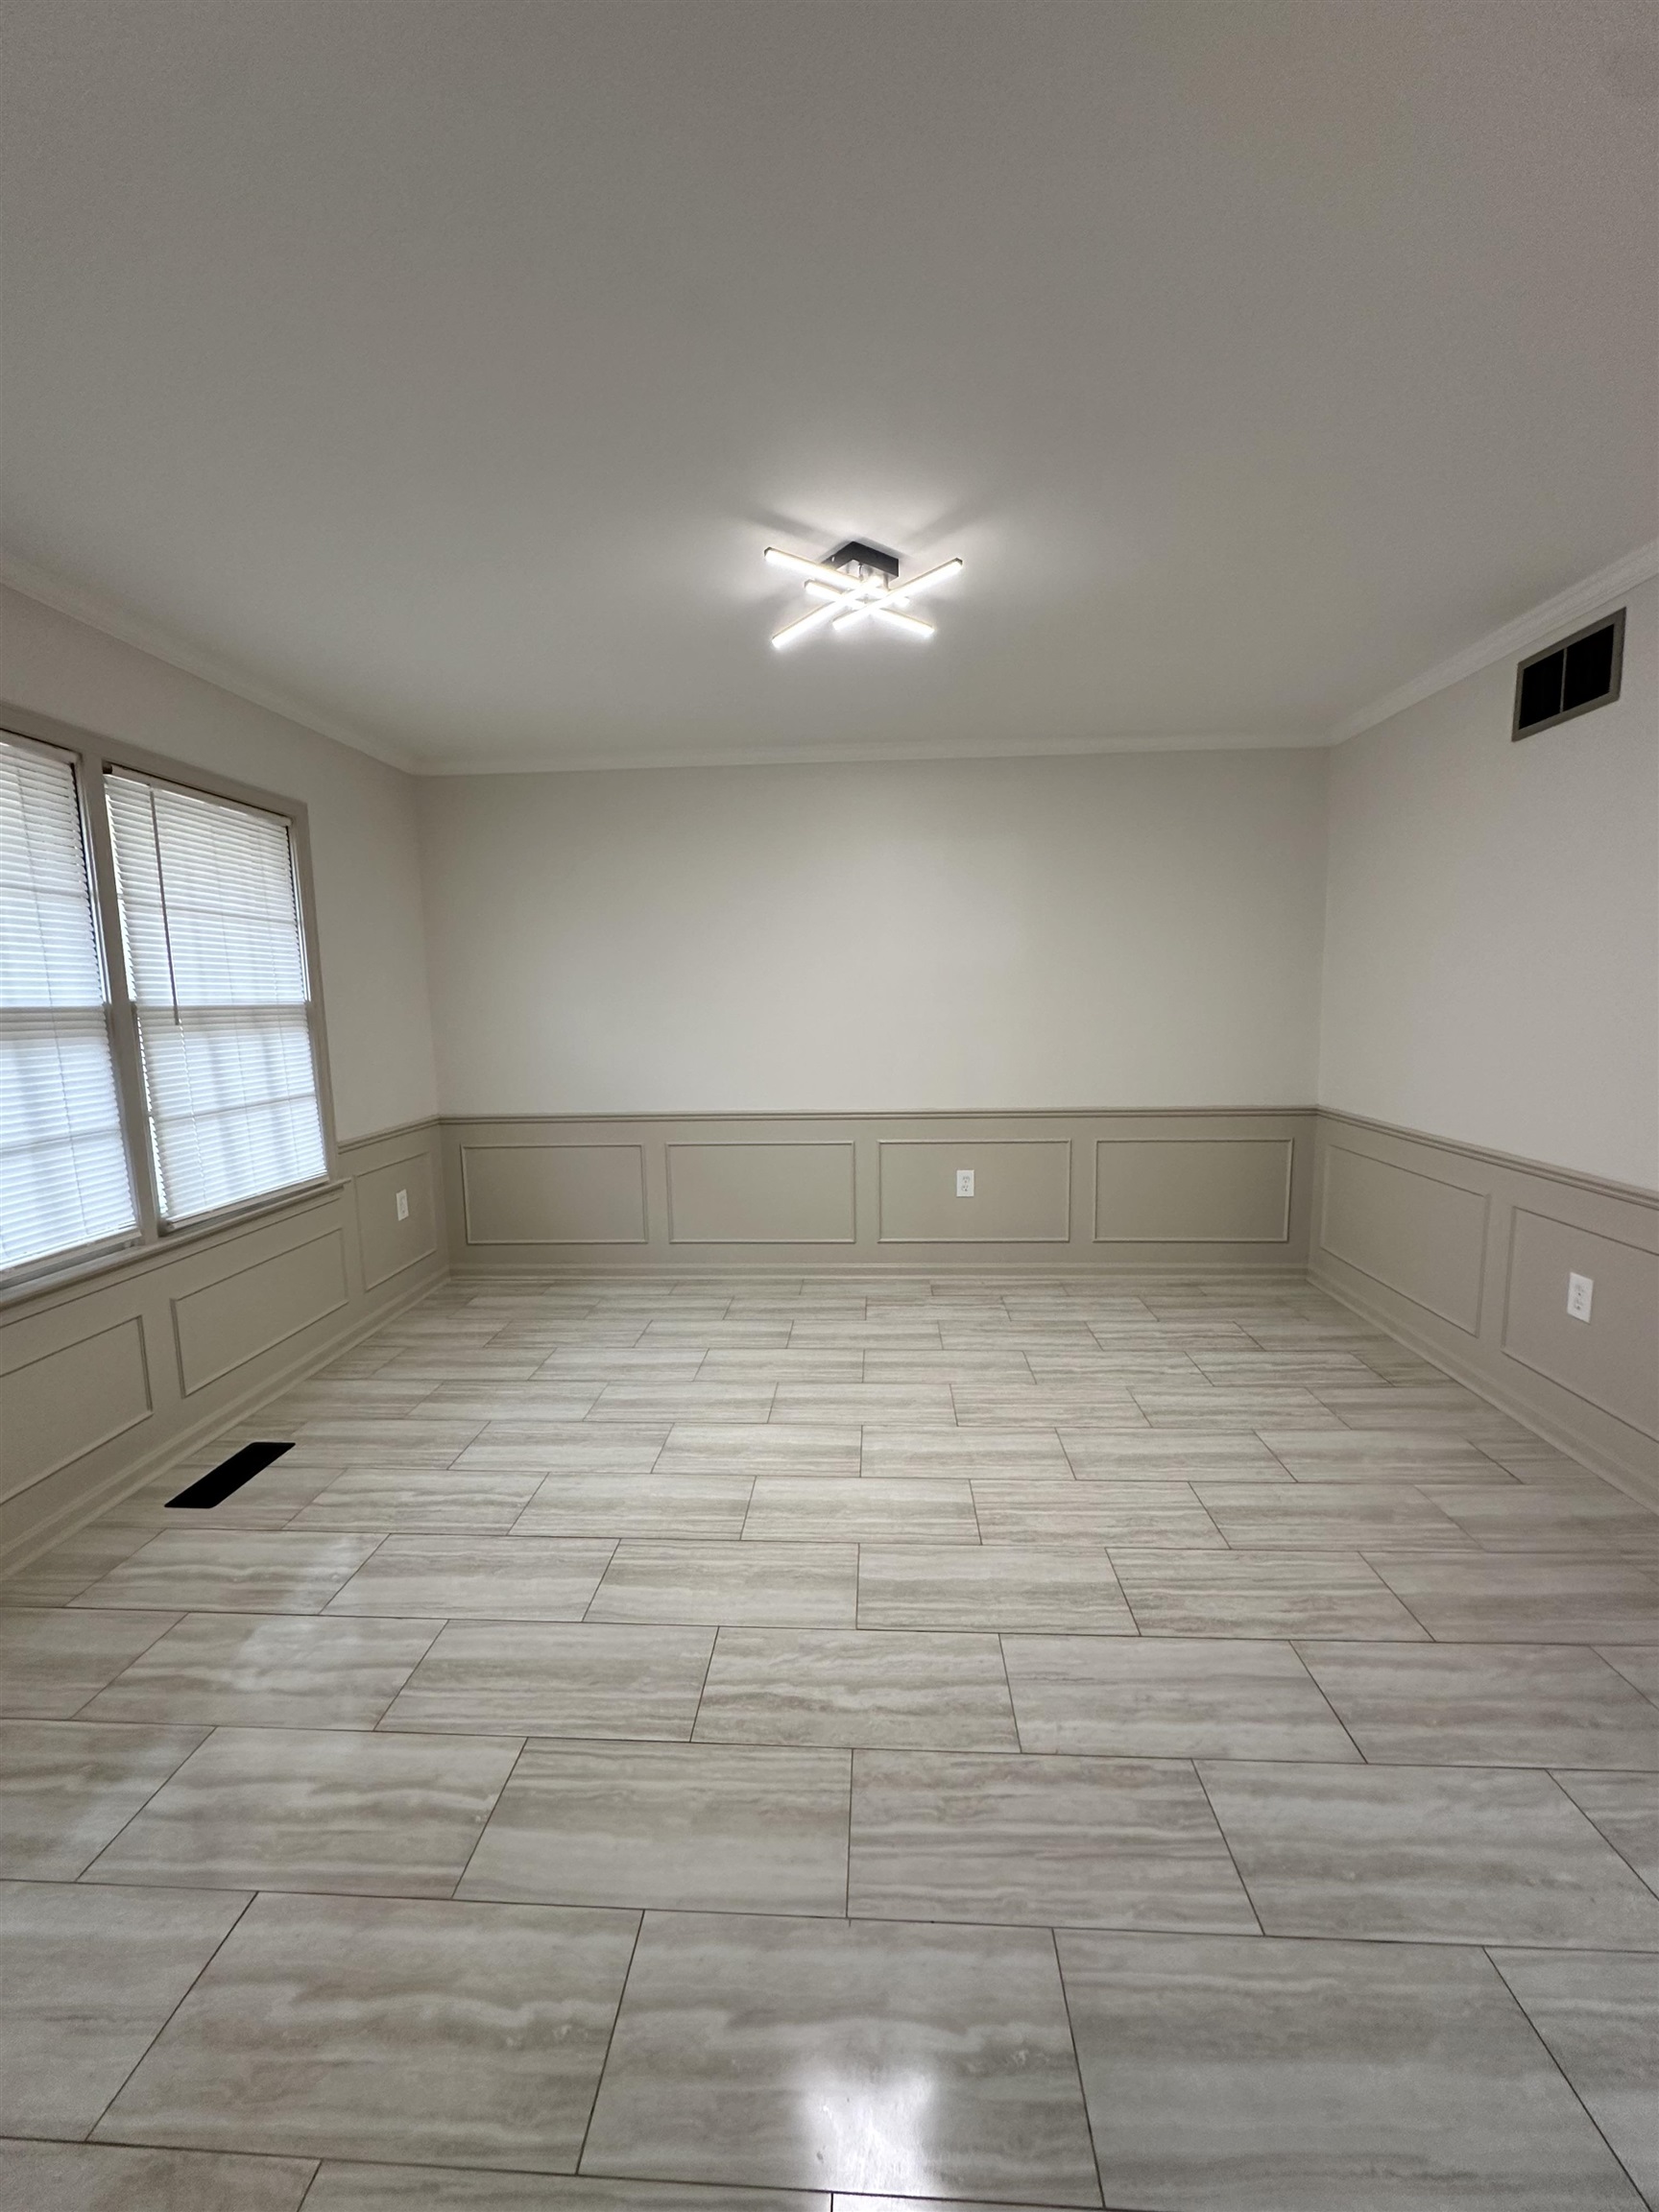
[0,733,137,1268]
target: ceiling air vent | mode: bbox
[1513,609,1625,740]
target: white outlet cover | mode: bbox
[1567,1272,1593,1322]
[396,1189,410,1221]
[955,1167,975,1198]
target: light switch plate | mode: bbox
[1567,1271,1593,1323]
[955,1168,975,1198]
[396,1189,410,1222]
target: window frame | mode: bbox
[0,703,340,1298]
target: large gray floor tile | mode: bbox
[1110,1550,1430,1638]
[451,1428,669,1475]
[382,1621,715,1739]
[590,1384,775,1424]
[850,1749,1257,1932]
[1601,1646,1659,1700]
[1491,1948,1659,2204]
[1060,1431,1286,1479]
[1295,1642,1659,1767]
[325,1536,616,1620]
[0,1719,207,1877]
[82,1611,443,1728]
[742,1477,978,1545]
[695,1628,1019,1750]
[1257,1431,1513,1480]
[1417,1481,1659,1556]
[1131,1386,1329,1430]
[1366,1553,1659,1642]
[856,1546,1135,1632]
[513,1475,753,1540]
[459,1741,851,1914]
[0,1606,179,1716]
[1552,1768,1659,1889]
[99,1889,638,2172]
[305,2166,825,2207]
[0,2139,317,2211]
[70,1530,380,1615]
[970,1479,1223,1548]
[0,1516,160,1607]
[1197,1481,1473,1549]
[653,1424,862,1477]
[770,1384,957,1427]
[1002,1635,1358,1759]
[953,1385,1146,1429]
[85,1724,520,1895]
[292,1471,545,1531]
[1198,1760,1659,1946]
[580,1911,1101,2203]
[1058,1929,1645,2210]
[859,1429,1070,1479]
[0,1879,249,2138]
[586,1541,857,1626]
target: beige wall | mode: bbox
[417,749,1330,1117]
[0,584,439,1142]
[1318,577,1659,1191]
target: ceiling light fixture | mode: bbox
[764,540,964,651]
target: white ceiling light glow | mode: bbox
[764,541,964,651]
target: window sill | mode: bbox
[0,1175,348,1315]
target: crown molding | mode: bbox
[0,553,420,773]
[1332,539,1659,745]
[413,728,1327,776]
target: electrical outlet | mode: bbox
[955,1167,975,1198]
[1567,1272,1593,1323]
[396,1189,410,1222]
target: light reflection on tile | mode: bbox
[580,1911,1102,2203]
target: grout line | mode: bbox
[1046,1924,1107,2205]
[571,1905,646,2178]
[78,1884,260,2139]
[1482,1942,1653,2204]
[1189,1758,1267,1937]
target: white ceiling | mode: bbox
[2,0,1655,773]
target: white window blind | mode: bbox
[105,770,327,1224]
[0,733,137,1270]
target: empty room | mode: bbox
[1,3,1656,2207]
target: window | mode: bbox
[106,771,327,1225]
[0,733,137,1268]
[0,719,333,1286]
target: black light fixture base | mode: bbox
[826,539,901,583]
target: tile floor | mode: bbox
[2,1269,1656,2211]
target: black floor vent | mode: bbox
[1514,609,1624,739]
[167,1441,295,1509]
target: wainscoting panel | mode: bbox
[1318,1143,1488,1333]
[1503,1209,1659,1442]
[356,1149,438,1290]
[0,1315,152,1503]
[460,1142,647,1246]
[879,1140,1072,1244]
[172,1228,349,1396]
[667,1143,855,1244]
[442,1111,1317,1271]
[1094,1138,1291,1244]
[1310,1113,1659,1503]
[0,1118,449,1574]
